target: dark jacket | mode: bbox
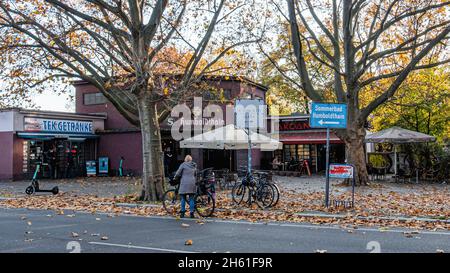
[175,161,197,194]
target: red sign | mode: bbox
[329,164,354,179]
[279,120,311,131]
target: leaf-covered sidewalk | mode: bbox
[0,182,448,231]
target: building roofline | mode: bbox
[0,107,107,120]
[268,113,310,119]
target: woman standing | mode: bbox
[174,155,197,218]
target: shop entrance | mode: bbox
[317,144,346,173]
[26,138,96,179]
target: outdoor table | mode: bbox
[371,167,387,181]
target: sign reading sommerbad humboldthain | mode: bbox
[310,103,348,129]
[24,117,93,134]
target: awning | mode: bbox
[180,124,283,151]
[17,132,99,140]
[280,132,343,144]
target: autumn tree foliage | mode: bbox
[0,0,266,201]
[264,0,450,185]
[368,66,450,143]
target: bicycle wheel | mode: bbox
[271,183,280,207]
[218,178,227,191]
[255,184,275,209]
[162,189,180,215]
[195,192,215,217]
[231,182,247,205]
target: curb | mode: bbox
[2,198,447,224]
[111,201,449,224]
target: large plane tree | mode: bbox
[0,0,264,200]
[275,0,450,184]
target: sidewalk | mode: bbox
[1,175,448,230]
[0,177,141,198]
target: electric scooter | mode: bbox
[25,162,59,195]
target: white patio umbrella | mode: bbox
[365,126,436,181]
[180,124,283,151]
[180,124,283,171]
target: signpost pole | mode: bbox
[350,164,355,207]
[352,171,355,207]
[309,102,348,208]
[325,127,330,207]
[246,113,252,174]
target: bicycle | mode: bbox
[231,171,276,209]
[254,171,280,207]
[162,171,216,217]
[216,169,236,191]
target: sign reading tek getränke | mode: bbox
[310,103,347,129]
[24,117,93,134]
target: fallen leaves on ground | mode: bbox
[0,184,448,231]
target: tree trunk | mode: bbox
[341,124,370,186]
[137,93,165,201]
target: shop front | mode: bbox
[272,114,346,173]
[0,108,105,180]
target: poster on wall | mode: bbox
[24,117,93,134]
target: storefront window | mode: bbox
[297,145,310,160]
[283,144,311,162]
[24,139,96,179]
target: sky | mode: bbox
[32,88,75,113]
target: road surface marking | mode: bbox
[31,224,78,230]
[88,242,197,253]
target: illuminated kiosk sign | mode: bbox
[24,117,93,134]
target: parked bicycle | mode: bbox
[231,170,278,209]
[254,171,280,207]
[162,169,216,217]
[215,168,237,191]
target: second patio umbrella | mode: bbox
[365,126,436,180]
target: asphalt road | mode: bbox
[0,207,449,253]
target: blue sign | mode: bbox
[86,161,97,176]
[98,157,109,175]
[310,103,347,129]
